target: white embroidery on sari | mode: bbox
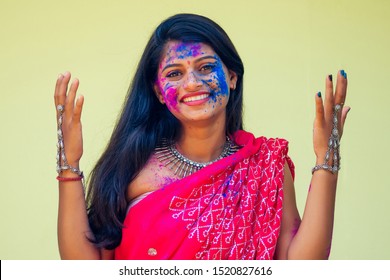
[169,139,286,260]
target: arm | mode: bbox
[276,71,350,259]
[280,164,337,259]
[57,171,100,259]
[54,72,102,259]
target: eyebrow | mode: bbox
[161,55,217,73]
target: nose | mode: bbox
[183,71,202,91]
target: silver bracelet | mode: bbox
[56,105,83,176]
[312,104,342,174]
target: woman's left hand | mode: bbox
[313,70,350,165]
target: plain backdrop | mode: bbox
[1,0,389,259]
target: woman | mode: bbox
[54,13,349,260]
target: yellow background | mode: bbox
[1,0,389,259]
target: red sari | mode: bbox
[115,130,294,260]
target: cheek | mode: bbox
[162,87,178,111]
[215,66,229,95]
[205,72,229,104]
[205,66,229,97]
[157,77,179,110]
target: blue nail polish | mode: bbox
[328,74,333,82]
[317,91,322,98]
[340,70,347,79]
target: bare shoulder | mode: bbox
[126,153,179,201]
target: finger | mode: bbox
[54,74,64,119]
[324,74,334,119]
[54,74,63,106]
[339,106,350,138]
[65,78,79,118]
[73,95,84,123]
[58,72,71,107]
[334,70,348,107]
[341,106,350,128]
[315,91,325,125]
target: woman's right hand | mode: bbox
[54,72,84,170]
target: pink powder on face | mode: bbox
[163,87,178,111]
[156,42,225,114]
[163,42,203,65]
[155,76,178,111]
[174,42,202,59]
[189,43,202,57]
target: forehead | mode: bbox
[160,41,217,64]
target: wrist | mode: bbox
[64,160,80,169]
[59,169,80,177]
[315,157,333,166]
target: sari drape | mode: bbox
[115,130,294,260]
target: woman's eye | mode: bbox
[199,64,216,73]
[166,71,181,78]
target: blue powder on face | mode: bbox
[163,82,173,91]
[205,55,229,103]
[164,44,230,106]
[175,43,202,59]
[164,43,202,64]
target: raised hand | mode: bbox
[313,70,350,170]
[54,72,84,172]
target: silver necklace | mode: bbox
[155,137,240,178]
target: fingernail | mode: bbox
[340,70,347,79]
[317,91,322,98]
[328,74,333,82]
[347,107,351,113]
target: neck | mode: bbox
[176,120,227,163]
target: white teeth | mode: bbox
[182,94,209,103]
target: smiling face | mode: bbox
[155,41,237,126]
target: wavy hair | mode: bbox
[86,13,245,249]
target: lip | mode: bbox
[180,91,209,101]
[180,92,210,106]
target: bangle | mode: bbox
[56,174,84,182]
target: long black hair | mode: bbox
[86,13,245,249]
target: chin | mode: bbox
[180,111,226,126]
